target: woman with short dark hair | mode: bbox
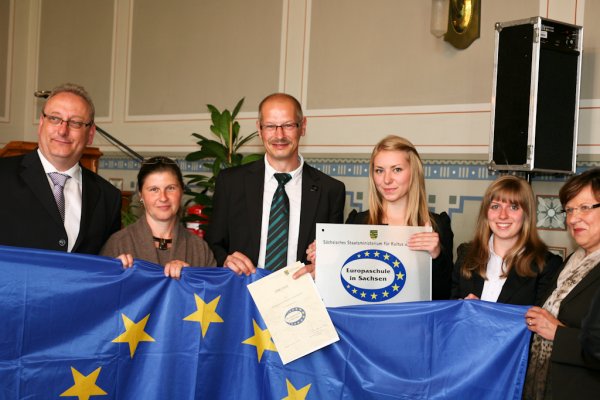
[524,167,600,399]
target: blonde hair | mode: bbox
[367,135,431,227]
[462,175,547,279]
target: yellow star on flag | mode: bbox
[374,251,380,257]
[242,319,278,362]
[183,294,224,338]
[371,292,377,300]
[383,254,390,260]
[396,272,404,280]
[60,366,107,400]
[282,378,311,400]
[112,313,155,358]
[393,260,400,267]
[392,284,400,291]
[383,290,389,297]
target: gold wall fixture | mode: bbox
[444,0,481,49]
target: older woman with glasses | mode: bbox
[101,156,216,278]
[523,168,600,399]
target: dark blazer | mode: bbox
[345,209,454,300]
[0,152,121,254]
[451,243,562,305]
[206,159,346,266]
[541,258,600,399]
[581,287,600,362]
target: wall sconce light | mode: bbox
[431,0,481,49]
[430,0,449,38]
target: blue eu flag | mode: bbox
[0,245,530,399]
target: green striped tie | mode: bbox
[265,173,292,271]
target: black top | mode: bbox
[451,242,562,305]
[345,209,454,300]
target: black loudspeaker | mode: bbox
[489,17,582,174]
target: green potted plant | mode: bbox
[184,98,262,232]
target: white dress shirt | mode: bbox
[257,155,304,269]
[480,235,508,302]
[38,149,82,252]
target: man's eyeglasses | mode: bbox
[42,112,93,130]
[561,203,600,215]
[259,122,300,133]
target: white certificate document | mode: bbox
[316,223,432,307]
[247,262,340,364]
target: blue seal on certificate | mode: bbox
[340,249,407,302]
[284,307,306,326]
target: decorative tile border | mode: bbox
[99,156,600,182]
[447,196,483,219]
[346,191,364,212]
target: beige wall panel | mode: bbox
[307,0,539,110]
[128,0,281,116]
[0,0,10,119]
[581,0,599,100]
[37,0,114,117]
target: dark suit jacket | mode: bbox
[540,257,600,399]
[0,152,121,254]
[581,286,600,363]
[345,209,454,300]
[451,243,562,305]
[206,159,346,266]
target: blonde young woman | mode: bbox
[305,135,454,299]
[451,175,562,305]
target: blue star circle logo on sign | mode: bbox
[340,249,407,302]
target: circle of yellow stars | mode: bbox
[341,249,407,302]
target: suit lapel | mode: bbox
[497,269,528,303]
[297,164,320,261]
[471,274,485,298]
[244,162,265,261]
[72,167,100,251]
[21,152,64,226]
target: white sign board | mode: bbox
[315,223,432,307]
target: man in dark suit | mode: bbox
[206,93,345,274]
[0,83,121,254]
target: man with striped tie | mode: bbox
[206,93,346,275]
[0,83,121,254]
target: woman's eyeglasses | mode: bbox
[562,203,600,215]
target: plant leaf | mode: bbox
[242,153,264,164]
[231,97,244,119]
[235,131,259,151]
[207,104,219,115]
[191,133,211,142]
[219,109,232,147]
[199,140,228,160]
[231,121,240,143]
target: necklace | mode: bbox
[153,236,172,250]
